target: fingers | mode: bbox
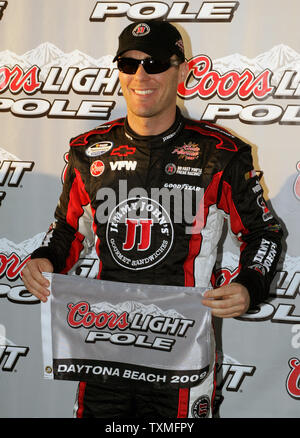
[202,283,250,318]
[202,297,244,318]
[21,259,53,303]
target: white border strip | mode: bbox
[40,272,54,380]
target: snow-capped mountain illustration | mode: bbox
[213,54,260,75]
[23,42,65,67]
[254,44,300,71]
[91,301,185,320]
[43,49,98,71]
[213,44,300,85]
[0,42,115,82]
[0,233,45,258]
[0,49,31,69]
[0,147,19,162]
[1,42,300,86]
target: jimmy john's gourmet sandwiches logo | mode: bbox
[106,197,173,270]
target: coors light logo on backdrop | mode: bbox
[0,148,34,206]
[0,43,117,120]
[0,43,300,123]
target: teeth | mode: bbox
[135,89,153,95]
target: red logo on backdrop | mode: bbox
[111,145,136,157]
[90,160,105,177]
[0,65,41,93]
[0,253,30,281]
[178,55,273,100]
[286,358,300,399]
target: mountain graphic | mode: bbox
[0,42,115,82]
[0,50,30,69]
[0,233,45,258]
[213,44,300,85]
[23,42,65,67]
[91,300,185,320]
[0,147,19,161]
[213,54,260,75]
[254,44,300,71]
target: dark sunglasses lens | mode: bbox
[117,58,139,74]
[118,58,172,74]
[145,59,170,74]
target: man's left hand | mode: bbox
[202,283,250,318]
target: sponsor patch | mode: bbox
[165,163,177,175]
[86,142,113,157]
[110,161,137,171]
[111,145,136,156]
[245,169,257,180]
[176,166,202,177]
[245,169,263,181]
[165,163,202,177]
[256,194,273,221]
[172,142,200,160]
[248,263,266,276]
[132,23,150,37]
[192,395,210,418]
[163,182,202,192]
[90,160,105,177]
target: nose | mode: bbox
[134,63,149,78]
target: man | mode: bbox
[22,21,282,418]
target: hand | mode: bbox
[202,282,250,318]
[21,258,54,303]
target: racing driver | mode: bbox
[22,20,283,418]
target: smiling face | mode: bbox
[118,50,188,135]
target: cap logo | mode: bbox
[175,39,185,54]
[132,23,150,37]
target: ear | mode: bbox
[177,61,189,85]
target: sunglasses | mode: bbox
[117,57,181,75]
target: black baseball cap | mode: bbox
[113,21,185,62]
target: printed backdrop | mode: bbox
[0,0,300,418]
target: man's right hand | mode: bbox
[21,258,54,303]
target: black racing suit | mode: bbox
[31,107,282,418]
